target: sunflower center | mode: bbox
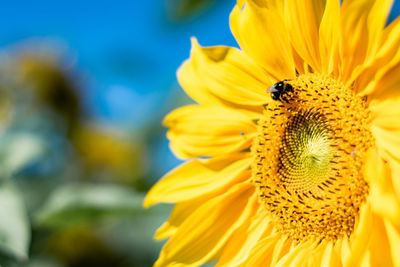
[252,73,374,242]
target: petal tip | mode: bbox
[143,193,156,208]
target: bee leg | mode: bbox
[282,96,290,103]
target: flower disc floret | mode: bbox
[252,73,374,241]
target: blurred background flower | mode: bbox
[0,0,399,266]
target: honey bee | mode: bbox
[267,80,293,103]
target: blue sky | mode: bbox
[0,0,399,126]
[1,1,400,176]
[0,1,236,127]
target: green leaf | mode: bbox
[0,182,30,260]
[97,204,172,266]
[35,183,147,228]
[0,133,47,179]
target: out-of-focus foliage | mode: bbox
[0,42,175,267]
[0,182,29,261]
[0,0,241,266]
[166,0,215,22]
[35,184,146,228]
[72,126,145,183]
[0,0,397,266]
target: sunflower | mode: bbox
[145,0,400,266]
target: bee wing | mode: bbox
[267,84,278,94]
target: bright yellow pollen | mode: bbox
[252,73,374,242]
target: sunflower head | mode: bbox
[146,0,400,266]
[253,73,374,242]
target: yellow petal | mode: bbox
[154,194,210,240]
[362,0,394,65]
[177,59,222,105]
[356,17,400,97]
[371,125,400,161]
[216,208,272,267]
[318,0,341,75]
[363,148,382,185]
[154,222,175,241]
[333,239,344,266]
[230,1,295,80]
[189,38,273,106]
[359,60,400,101]
[369,113,400,206]
[305,241,331,267]
[270,235,292,266]
[144,156,251,207]
[363,147,393,193]
[284,0,325,73]
[164,105,258,159]
[240,234,281,267]
[370,98,400,131]
[340,0,393,86]
[320,242,341,267]
[154,183,256,267]
[384,219,400,267]
[368,214,394,266]
[364,149,400,230]
[343,202,372,267]
[292,240,341,267]
[370,166,400,229]
[274,239,315,267]
[375,17,400,60]
[370,187,400,231]
[360,250,371,267]
[340,236,351,266]
[388,157,400,200]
